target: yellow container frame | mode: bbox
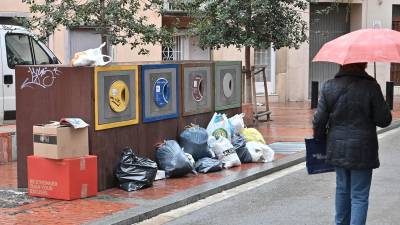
[94,65,139,130]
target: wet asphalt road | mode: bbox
[165,128,400,225]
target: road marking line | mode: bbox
[134,163,306,225]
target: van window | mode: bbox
[32,39,52,65]
[5,34,34,69]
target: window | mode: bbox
[6,34,33,69]
[163,0,189,12]
[32,39,52,65]
[254,48,272,82]
[162,36,184,61]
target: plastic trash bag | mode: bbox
[229,113,246,134]
[156,140,195,178]
[180,125,212,161]
[207,136,217,148]
[241,128,266,144]
[195,157,223,173]
[207,113,232,141]
[246,141,275,162]
[71,42,112,66]
[232,134,253,163]
[115,147,158,192]
[155,170,166,181]
[185,153,196,167]
[212,137,241,169]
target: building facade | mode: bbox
[283,0,400,102]
[1,0,399,103]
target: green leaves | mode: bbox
[171,0,309,50]
[21,0,174,55]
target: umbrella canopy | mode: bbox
[313,28,400,65]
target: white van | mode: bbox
[0,25,59,121]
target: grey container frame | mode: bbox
[214,61,242,111]
[181,62,214,116]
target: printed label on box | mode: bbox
[29,179,59,196]
[33,135,57,145]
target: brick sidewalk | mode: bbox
[0,101,398,225]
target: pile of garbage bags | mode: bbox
[115,147,158,192]
[115,113,275,192]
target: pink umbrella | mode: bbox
[313,28,400,77]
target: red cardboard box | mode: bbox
[28,155,97,200]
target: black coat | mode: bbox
[313,71,392,169]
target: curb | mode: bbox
[89,120,400,225]
[377,119,400,135]
[88,152,305,225]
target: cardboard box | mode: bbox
[28,155,98,200]
[33,124,89,159]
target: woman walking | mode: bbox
[313,62,392,225]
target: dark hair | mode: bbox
[340,63,367,73]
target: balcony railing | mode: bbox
[163,0,189,12]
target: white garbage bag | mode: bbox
[212,137,241,169]
[229,113,245,134]
[246,141,275,163]
[71,42,112,66]
[185,152,196,168]
[206,113,232,141]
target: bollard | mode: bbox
[386,81,394,110]
[311,81,319,109]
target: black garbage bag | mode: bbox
[115,147,158,192]
[195,157,223,173]
[232,134,253,163]
[156,140,195,178]
[179,125,212,161]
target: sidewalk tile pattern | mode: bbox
[1,101,398,224]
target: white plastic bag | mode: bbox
[206,113,232,141]
[71,42,112,66]
[212,137,241,168]
[229,113,245,134]
[246,141,275,163]
[155,170,166,181]
[185,153,196,168]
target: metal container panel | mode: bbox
[94,66,139,130]
[214,61,242,110]
[182,63,213,116]
[141,64,180,123]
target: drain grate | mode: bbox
[268,142,305,154]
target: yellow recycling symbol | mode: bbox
[109,80,129,112]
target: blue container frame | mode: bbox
[141,64,180,123]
